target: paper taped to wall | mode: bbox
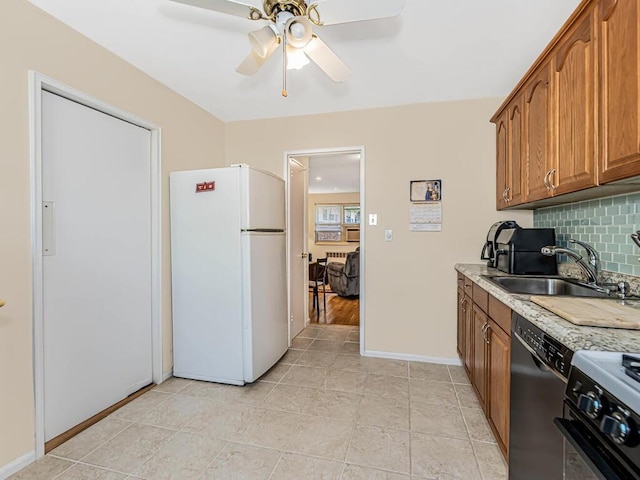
[410,202,442,232]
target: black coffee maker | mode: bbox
[481,221,520,268]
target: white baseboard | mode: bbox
[0,451,36,480]
[364,349,462,366]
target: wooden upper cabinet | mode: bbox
[495,95,525,209]
[495,112,509,209]
[598,0,640,183]
[552,9,598,195]
[508,96,525,205]
[524,62,554,202]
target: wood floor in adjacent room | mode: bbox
[308,292,359,326]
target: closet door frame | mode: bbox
[29,72,163,459]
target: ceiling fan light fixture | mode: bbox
[285,16,313,48]
[248,24,279,58]
[286,45,310,70]
[289,21,306,39]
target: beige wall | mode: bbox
[0,0,225,468]
[308,192,360,260]
[226,99,533,358]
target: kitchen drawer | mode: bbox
[473,284,489,313]
[489,295,511,335]
[463,276,473,295]
[457,273,465,289]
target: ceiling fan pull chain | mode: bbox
[282,31,288,97]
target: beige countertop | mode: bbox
[455,263,640,353]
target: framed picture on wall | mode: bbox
[410,179,442,202]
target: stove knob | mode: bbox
[577,392,603,419]
[600,412,630,445]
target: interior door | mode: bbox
[288,158,307,340]
[42,91,153,441]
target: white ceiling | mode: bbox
[307,153,360,194]
[28,0,581,122]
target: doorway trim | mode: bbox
[284,146,366,355]
[28,72,163,458]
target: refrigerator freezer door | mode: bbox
[241,231,288,382]
[241,167,285,230]
[170,168,244,384]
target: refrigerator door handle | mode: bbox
[241,228,285,233]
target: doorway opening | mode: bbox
[285,147,365,355]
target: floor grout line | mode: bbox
[31,324,508,480]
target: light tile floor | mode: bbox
[12,324,507,480]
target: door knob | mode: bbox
[301,253,308,259]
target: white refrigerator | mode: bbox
[170,165,288,385]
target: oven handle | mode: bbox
[512,330,567,383]
[554,417,624,480]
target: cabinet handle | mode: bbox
[548,168,556,191]
[502,188,508,203]
[460,298,466,312]
[485,324,491,344]
[505,186,511,204]
[481,323,489,342]
[544,170,551,191]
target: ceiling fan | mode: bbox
[169,0,406,95]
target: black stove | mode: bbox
[623,355,640,384]
[557,351,640,479]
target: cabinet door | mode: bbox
[598,0,640,183]
[488,320,510,456]
[524,62,553,202]
[508,96,524,205]
[472,305,488,408]
[495,111,509,210]
[464,294,473,376]
[552,10,598,195]
[457,288,465,358]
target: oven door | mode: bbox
[554,403,640,480]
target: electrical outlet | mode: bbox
[384,229,393,241]
[369,213,378,226]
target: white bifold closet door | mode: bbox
[42,91,153,442]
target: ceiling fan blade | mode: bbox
[169,0,263,20]
[310,0,406,26]
[236,43,278,75]
[248,25,280,58]
[303,35,351,82]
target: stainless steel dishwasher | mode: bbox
[509,313,574,479]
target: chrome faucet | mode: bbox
[541,239,600,284]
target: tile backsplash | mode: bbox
[534,192,640,276]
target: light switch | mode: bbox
[384,229,393,241]
[369,214,378,226]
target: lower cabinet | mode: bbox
[488,319,510,453]
[472,304,488,406]
[456,274,511,458]
[457,287,465,358]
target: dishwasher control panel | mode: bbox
[513,313,573,379]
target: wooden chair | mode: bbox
[309,257,328,321]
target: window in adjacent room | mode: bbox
[315,204,360,243]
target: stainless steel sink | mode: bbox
[482,275,612,298]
